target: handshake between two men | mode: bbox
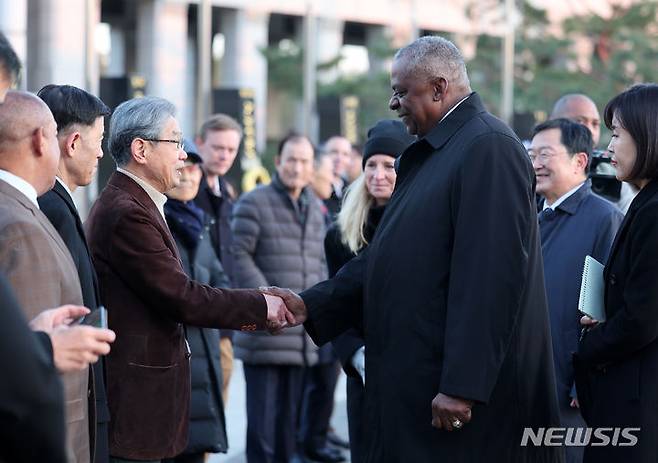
[259,285,476,434]
[261,286,308,333]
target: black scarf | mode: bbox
[364,205,386,243]
[164,199,205,251]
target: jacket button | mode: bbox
[610,274,617,285]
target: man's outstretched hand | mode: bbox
[263,293,289,334]
[260,286,307,327]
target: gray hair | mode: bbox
[394,36,471,90]
[109,96,177,166]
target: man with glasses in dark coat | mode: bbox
[530,118,623,463]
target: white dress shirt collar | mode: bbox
[439,94,471,124]
[212,179,222,196]
[116,168,168,220]
[0,169,39,208]
[543,181,585,211]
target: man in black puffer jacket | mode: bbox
[163,141,228,463]
[232,133,327,463]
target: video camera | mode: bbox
[589,149,622,202]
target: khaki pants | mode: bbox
[219,336,233,404]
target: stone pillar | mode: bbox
[136,0,188,125]
[26,0,87,90]
[0,0,28,88]
[219,8,269,152]
[315,17,344,85]
[387,0,417,52]
[85,0,101,95]
[365,24,389,75]
[24,0,103,218]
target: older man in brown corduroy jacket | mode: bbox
[86,96,295,462]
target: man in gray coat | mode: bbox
[231,133,327,463]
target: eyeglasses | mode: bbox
[527,149,568,163]
[143,138,185,150]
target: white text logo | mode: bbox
[520,427,640,447]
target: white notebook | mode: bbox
[578,255,606,322]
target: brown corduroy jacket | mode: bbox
[86,171,267,460]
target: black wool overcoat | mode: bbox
[303,93,563,463]
[577,179,658,463]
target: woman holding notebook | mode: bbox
[575,83,658,463]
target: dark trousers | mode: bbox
[244,364,304,463]
[299,361,340,452]
[345,376,365,463]
[93,357,111,463]
[95,421,110,463]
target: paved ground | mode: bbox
[209,360,351,463]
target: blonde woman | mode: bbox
[326,119,414,463]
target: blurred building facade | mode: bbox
[0,0,611,212]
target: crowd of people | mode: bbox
[2,29,658,463]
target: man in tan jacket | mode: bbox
[0,90,115,463]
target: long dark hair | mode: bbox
[603,84,658,181]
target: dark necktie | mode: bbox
[538,207,556,224]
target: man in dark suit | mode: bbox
[265,36,563,462]
[37,84,112,463]
[85,96,293,462]
[531,118,623,463]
